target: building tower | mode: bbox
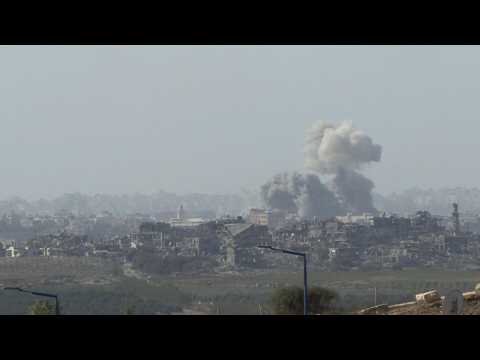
[452,203,460,236]
[177,204,186,220]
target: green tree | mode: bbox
[111,261,124,277]
[270,286,338,315]
[122,305,136,315]
[28,300,56,315]
[120,297,137,315]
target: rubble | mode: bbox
[2,201,480,276]
[358,284,480,315]
[416,290,441,304]
[262,202,480,272]
[462,291,479,301]
[358,304,389,315]
[387,301,417,310]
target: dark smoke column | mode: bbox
[333,167,376,214]
[260,172,343,220]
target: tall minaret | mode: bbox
[177,204,186,220]
[452,203,460,236]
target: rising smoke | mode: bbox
[304,121,382,174]
[260,121,382,219]
[332,168,376,214]
[304,121,382,214]
[260,172,342,219]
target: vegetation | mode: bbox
[28,300,56,315]
[270,286,338,315]
[121,304,136,315]
[1,256,479,315]
[0,256,116,283]
[130,251,217,275]
[0,277,190,315]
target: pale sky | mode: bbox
[1,45,479,199]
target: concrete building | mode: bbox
[336,213,374,226]
[168,205,208,228]
[217,222,271,268]
[6,246,20,258]
[248,208,285,228]
[248,209,269,226]
[169,217,208,228]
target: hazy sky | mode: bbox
[1,45,480,200]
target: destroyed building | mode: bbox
[261,202,480,271]
[131,220,221,257]
[216,223,271,268]
[247,208,286,229]
[3,200,480,274]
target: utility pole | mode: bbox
[258,245,308,315]
[303,253,308,314]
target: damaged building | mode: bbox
[5,198,480,274]
[262,202,480,271]
[217,222,271,268]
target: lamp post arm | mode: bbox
[3,288,60,315]
[281,249,306,257]
[28,291,57,299]
[3,287,25,292]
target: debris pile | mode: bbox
[415,290,441,304]
[358,284,480,315]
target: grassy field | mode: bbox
[153,268,480,293]
[0,256,117,286]
[0,257,197,314]
[0,278,190,315]
[0,257,479,314]
[150,268,480,314]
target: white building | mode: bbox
[169,217,208,228]
[336,213,374,226]
[6,246,20,258]
[168,205,208,227]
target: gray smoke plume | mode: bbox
[304,121,382,214]
[332,168,376,214]
[260,172,343,219]
[259,121,382,218]
[304,121,381,174]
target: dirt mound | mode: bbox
[358,288,480,315]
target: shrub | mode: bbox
[270,286,338,315]
[28,300,57,315]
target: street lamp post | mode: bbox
[258,245,308,315]
[3,287,60,315]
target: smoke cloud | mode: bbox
[260,172,343,219]
[332,168,376,214]
[260,121,382,219]
[304,121,382,214]
[304,121,381,174]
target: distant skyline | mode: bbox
[1,45,480,200]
